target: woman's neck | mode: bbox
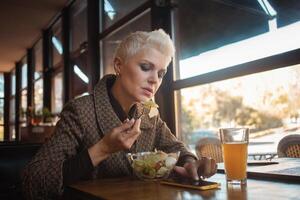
[111,80,134,114]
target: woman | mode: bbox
[22,29,217,199]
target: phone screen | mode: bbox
[160,177,220,190]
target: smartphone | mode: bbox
[160,177,220,190]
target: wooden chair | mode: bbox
[195,137,223,163]
[277,134,300,158]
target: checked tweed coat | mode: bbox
[22,75,196,199]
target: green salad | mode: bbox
[129,151,178,179]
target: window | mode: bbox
[174,0,300,158]
[9,70,16,140]
[20,57,28,124]
[20,89,27,125]
[100,9,151,76]
[21,61,28,89]
[102,0,149,30]
[50,18,64,115]
[34,39,43,79]
[51,72,63,114]
[52,18,63,67]
[177,64,300,152]
[9,97,15,140]
[0,73,4,141]
[33,41,44,118]
[175,0,300,80]
[70,0,87,52]
[11,69,15,96]
[34,78,43,114]
[69,49,89,98]
[70,0,89,98]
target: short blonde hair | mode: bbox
[114,29,175,62]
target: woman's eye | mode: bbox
[140,63,151,71]
[158,71,166,79]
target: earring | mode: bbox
[116,72,120,76]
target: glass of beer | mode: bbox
[219,128,249,185]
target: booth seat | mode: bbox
[0,142,41,200]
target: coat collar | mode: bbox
[93,75,153,136]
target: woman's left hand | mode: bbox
[174,157,217,180]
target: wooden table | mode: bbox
[64,173,300,200]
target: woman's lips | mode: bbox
[142,88,153,97]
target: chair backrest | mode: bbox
[195,137,223,163]
[277,134,300,158]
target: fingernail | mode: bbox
[194,175,199,181]
[123,119,129,123]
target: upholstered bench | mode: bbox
[0,142,41,199]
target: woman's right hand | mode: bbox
[88,118,141,166]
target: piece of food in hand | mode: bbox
[142,100,159,118]
[142,100,159,109]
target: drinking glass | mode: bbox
[219,128,249,185]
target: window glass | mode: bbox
[34,39,43,79]
[176,0,300,80]
[70,0,87,52]
[177,64,300,157]
[100,9,151,76]
[9,125,15,140]
[0,99,3,124]
[52,72,63,114]
[71,52,89,98]
[9,98,15,123]
[0,126,3,141]
[34,78,43,114]
[102,0,148,30]
[72,64,89,97]
[0,73,4,97]
[11,70,16,95]
[0,73,4,141]
[52,18,63,67]
[21,61,28,89]
[20,89,27,122]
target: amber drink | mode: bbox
[219,128,249,185]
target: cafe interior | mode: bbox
[0,0,300,199]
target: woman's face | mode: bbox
[115,48,171,103]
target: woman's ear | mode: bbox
[113,57,122,76]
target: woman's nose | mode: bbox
[148,73,159,84]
